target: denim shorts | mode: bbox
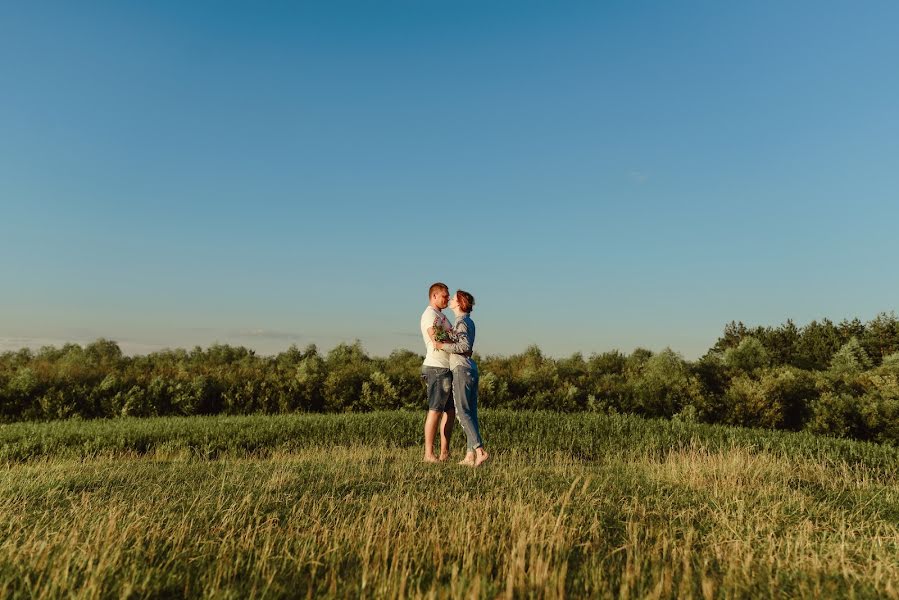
[421,366,454,412]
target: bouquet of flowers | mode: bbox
[433,316,455,343]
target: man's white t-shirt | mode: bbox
[421,306,451,368]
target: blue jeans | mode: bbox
[452,364,482,451]
[421,366,454,412]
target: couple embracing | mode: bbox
[420,282,490,467]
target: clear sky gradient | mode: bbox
[2,1,897,359]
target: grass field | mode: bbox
[2,410,899,598]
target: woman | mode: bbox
[433,290,489,467]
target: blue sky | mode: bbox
[1,1,897,359]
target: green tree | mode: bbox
[323,342,372,411]
[292,349,326,412]
[712,321,751,351]
[829,337,873,377]
[723,336,769,373]
[861,312,899,365]
[765,319,801,367]
[794,319,843,371]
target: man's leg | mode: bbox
[438,370,455,460]
[423,366,452,462]
[424,410,442,462]
[422,367,442,462]
[439,410,455,460]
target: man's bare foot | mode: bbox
[458,452,475,466]
[474,449,490,467]
[423,455,440,463]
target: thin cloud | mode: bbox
[392,331,421,339]
[0,337,71,353]
[627,169,649,184]
[230,329,305,341]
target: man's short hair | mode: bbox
[429,282,448,298]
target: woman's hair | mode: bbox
[455,290,475,313]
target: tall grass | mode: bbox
[3,410,899,470]
[2,411,899,598]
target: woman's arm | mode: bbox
[435,320,471,355]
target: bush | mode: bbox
[477,371,510,409]
[807,390,899,443]
[360,371,399,411]
[629,349,703,418]
[2,325,899,447]
[719,367,816,430]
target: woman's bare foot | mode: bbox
[423,454,440,463]
[458,452,475,466]
[438,453,451,462]
[474,449,490,467]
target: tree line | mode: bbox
[2,313,899,444]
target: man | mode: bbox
[420,282,455,462]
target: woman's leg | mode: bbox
[453,366,483,456]
[469,370,489,466]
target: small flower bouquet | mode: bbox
[433,316,455,343]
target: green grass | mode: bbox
[2,411,899,598]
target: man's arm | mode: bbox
[421,310,436,346]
